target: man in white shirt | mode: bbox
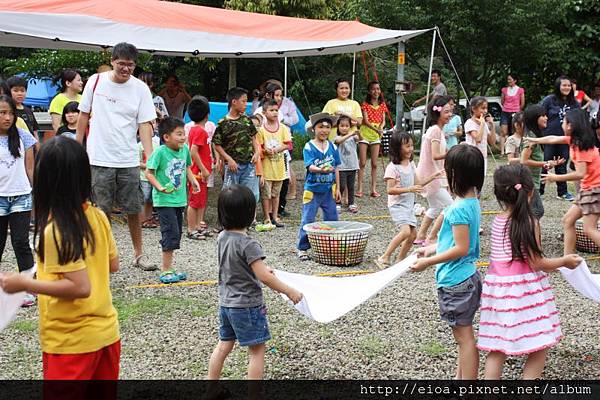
[76,42,158,271]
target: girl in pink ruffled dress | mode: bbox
[478,164,582,379]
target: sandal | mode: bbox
[198,222,214,237]
[159,270,180,284]
[174,270,187,281]
[370,191,381,198]
[375,256,391,269]
[142,219,158,228]
[413,239,426,246]
[297,250,311,261]
[355,191,364,198]
[133,254,159,271]
[187,231,206,240]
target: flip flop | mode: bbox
[297,251,311,261]
[355,192,364,198]
[413,239,426,246]
[375,257,391,269]
[370,191,381,198]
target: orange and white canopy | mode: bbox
[0,0,431,58]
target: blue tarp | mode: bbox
[23,77,59,109]
[184,101,307,134]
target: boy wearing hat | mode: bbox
[297,113,342,260]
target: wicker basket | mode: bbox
[575,219,600,253]
[303,221,373,266]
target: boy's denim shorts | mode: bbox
[437,272,482,327]
[219,305,271,346]
[0,194,32,216]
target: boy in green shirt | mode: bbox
[146,117,200,283]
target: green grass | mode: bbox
[113,296,213,325]
[420,341,447,357]
[359,335,386,359]
[10,319,37,333]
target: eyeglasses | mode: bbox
[114,61,136,70]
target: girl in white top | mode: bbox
[0,95,36,276]
[464,96,496,181]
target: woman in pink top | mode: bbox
[500,74,525,154]
[414,96,453,245]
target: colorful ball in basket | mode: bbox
[575,219,600,253]
[303,221,373,266]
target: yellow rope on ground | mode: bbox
[286,210,501,224]
[126,252,600,290]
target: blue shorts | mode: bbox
[0,194,32,216]
[500,111,514,126]
[223,163,259,202]
[218,305,271,346]
[156,207,184,251]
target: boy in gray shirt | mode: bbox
[208,184,302,382]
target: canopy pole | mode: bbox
[228,59,237,89]
[424,29,437,115]
[351,52,357,100]
[395,41,405,127]
[284,57,288,98]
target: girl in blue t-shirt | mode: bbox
[297,113,341,261]
[410,144,485,380]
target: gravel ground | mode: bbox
[1,157,600,379]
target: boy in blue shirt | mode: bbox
[297,113,341,260]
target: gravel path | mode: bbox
[1,158,599,379]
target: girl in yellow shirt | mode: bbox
[0,136,121,380]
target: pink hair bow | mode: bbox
[432,105,442,112]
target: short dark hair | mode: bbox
[187,96,210,123]
[218,185,256,230]
[335,77,351,89]
[158,117,185,139]
[226,87,248,108]
[469,96,487,111]
[431,69,442,77]
[112,42,138,62]
[263,99,279,110]
[445,144,484,197]
[61,101,80,126]
[6,76,28,90]
[511,111,524,128]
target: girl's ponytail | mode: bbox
[493,164,543,261]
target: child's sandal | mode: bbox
[159,270,180,284]
[186,231,206,240]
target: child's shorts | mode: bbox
[188,180,208,209]
[218,305,271,346]
[156,207,184,251]
[437,272,482,327]
[140,180,153,204]
[261,180,283,200]
[0,194,32,216]
[43,339,121,380]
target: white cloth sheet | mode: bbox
[0,266,36,331]
[559,261,600,303]
[275,255,416,323]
